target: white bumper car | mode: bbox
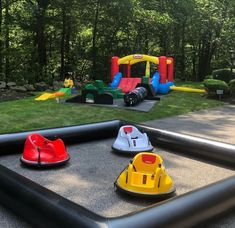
[112,125,153,153]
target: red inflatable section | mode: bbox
[21,133,70,167]
[118,78,141,93]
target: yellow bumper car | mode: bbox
[115,152,175,197]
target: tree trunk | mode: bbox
[172,23,180,80]
[60,6,66,79]
[92,0,100,80]
[197,39,206,81]
[197,32,214,81]
[60,4,72,79]
[0,0,3,79]
[180,20,186,80]
[5,0,10,82]
[35,0,49,80]
[159,30,167,56]
[144,30,149,54]
[192,45,197,81]
[65,14,71,63]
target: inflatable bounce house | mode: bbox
[110,54,174,95]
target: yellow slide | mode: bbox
[35,93,56,101]
[170,86,206,93]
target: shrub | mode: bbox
[203,79,229,95]
[229,79,235,97]
[204,75,213,79]
[212,69,235,83]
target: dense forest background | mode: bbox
[0,0,234,84]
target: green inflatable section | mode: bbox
[59,88,72,95]
[142,76,149,84]
[82,80,124,99]
[104,88,122,99]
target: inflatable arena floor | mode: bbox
[0,120,234,227]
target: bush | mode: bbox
[212,69,235,83]
[204,75,213,79]
[203,79,229,95]
[229,79,235,97]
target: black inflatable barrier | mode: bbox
[134,123,235,169]
[66,89,113,105]
[0,120,120,154]
[0,120,235,227]
[0,165,106,228]
[109,176,235,228]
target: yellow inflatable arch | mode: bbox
[118,54,172,65]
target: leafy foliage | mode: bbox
[0,0,234,83]
[203,79,229,93]
[212,69,235,83]
[229,79,235,96]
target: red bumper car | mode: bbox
[21,133,70,167]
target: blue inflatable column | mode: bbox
[110,72,122,89]
[151,72,160,94]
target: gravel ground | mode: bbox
[0,138,234,227]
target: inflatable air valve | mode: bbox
[124,87,147,106]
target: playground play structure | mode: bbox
[111,54,174,94]
[67,54,175,106]
[66,54,205,107]
[110,54,206,94]
[66,80,119,105]
[37,54,205,105]
[35,79,75,101]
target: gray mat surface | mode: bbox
[103,99,158,112]
[64,98,158,112]
[0,138,234,227]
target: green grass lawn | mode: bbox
[0,82,223,134]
